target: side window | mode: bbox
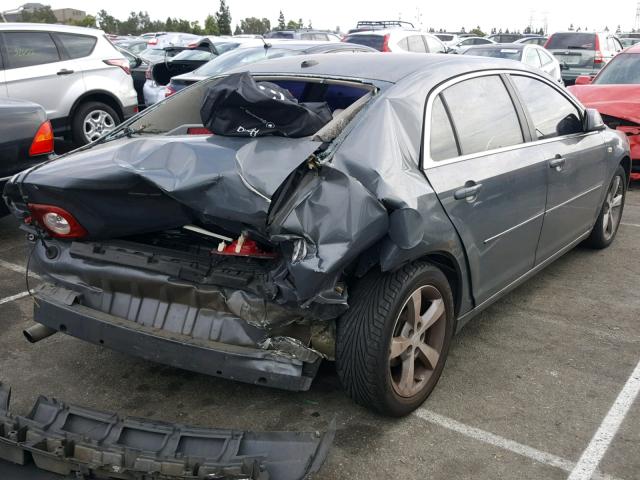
[398,37,410,51]
[55,33,97,59]
[523,47,541,68]
[430,96,459,161]
[538,49,553,66]
[442,75,523,155]
[313,34,329,41]
[3,32,60,68]
[425,36,445,53]
[511,75,583,139]
[407,35,427,53]
[300,33,314,40]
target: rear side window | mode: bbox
[430,96,459,161]
[442,75,523,155]
[425,36,445,53]
[2,32,60,68]
[407,35,427,53]
[343,34,384,51]
[511,75,582,139]
[546,33,595,50]
[523,47,541,67]
[55,33,97,59]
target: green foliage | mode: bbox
[204,15,220,35]
[277,10,285,30]
[470,26,484,36]
[68,15,97,28]
[286,20,299,30]
[216,0,232,35]
[20,6,57,23]
[239,17,270,35]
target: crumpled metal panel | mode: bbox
[0,383,334,480]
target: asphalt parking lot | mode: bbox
[0,183,638,480]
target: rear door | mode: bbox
[424,73,548,304]
[508,74,606,263]
[0,36,7,96]
[1,30,82,121]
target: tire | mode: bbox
[585,165,627,249]
[336,261,455,417]
[71,101,121,146]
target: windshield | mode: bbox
[546,32,595,50]
[594,53,640,84]
[193,47,298,77]
[171,49,216,62]
[342,34,384,51]
[140,48,182,61]
[213,41,241,54]
[464,47,522,61]
[621,38,640,48]
[265,31,294,39]
[436,34,454,42]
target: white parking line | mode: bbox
[0,259,38,278]
[567,359,640,480]
[414,409,618,480]
[0,291,30,305]
[620,222,640,228]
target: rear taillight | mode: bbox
[186,127,212,135]
[187,41,198,47]
[29,121,54,157]
[27,203,87,239]
[382,34,391,52]
[148,38,158,45]
[104,59,131,75]
[594,35,604,64]
[165,85,176,97]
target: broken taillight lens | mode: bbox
[186,127,212,135]
[104,59,131,75]
[27,203,87,239]
[29,121,54,157]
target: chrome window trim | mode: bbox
[423,68,588,169]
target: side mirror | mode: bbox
[129,56,142,69]
[575,75,593,85]
[584,108,606,132]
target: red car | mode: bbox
[568,43,640,180]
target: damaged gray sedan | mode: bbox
[3,53,631,416]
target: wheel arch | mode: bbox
[69,90,125,124]
[620,156,631,184]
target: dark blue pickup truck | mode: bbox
[0,98,53,216]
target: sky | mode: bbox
[32,0,640,33]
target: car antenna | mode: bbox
[259,35,272,50]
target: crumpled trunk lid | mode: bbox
[6,135,319,239]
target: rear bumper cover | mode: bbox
[33,288,320,392]
[0,383,334,480]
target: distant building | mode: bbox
[52,7,86,23]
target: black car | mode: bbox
[0,98,53,216]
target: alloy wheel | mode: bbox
[389,284,447,398]
[83,109,115,142]
[602,175,624,241]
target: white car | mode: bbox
[448,36,496,54]
[463,43,564,84]
[343,28,448,53]
[0,23,138,145]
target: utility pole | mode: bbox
[635,1,640,31]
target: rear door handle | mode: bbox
[57,69,74,75]
[454,183,483,200]
[549,155,566,170]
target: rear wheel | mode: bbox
[336,262,454,416]
[585,165,626,249]
[72,101,120,146]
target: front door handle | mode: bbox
[549,155,566,170]
[454,182,483,200]
[57,69,74,75]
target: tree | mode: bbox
[215,0,232,35]
[191,21,202,35]
[616,25,621,34]
[470,25,484,36]
[537,28,544,35]
[204,15,220,35]
[460,26,466,33]
[68,15,97,28]
[307,19,312,29]
[524,26,532,34]
[234,25,242,35]
[286,20,299,30]
[20,6,57,23]
[97,9,119,33]
[568,23,575,31]
[240,17,270,34]
[298,18,304,29]
[277,10,286,30]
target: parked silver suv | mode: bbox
[0,23,138,145]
